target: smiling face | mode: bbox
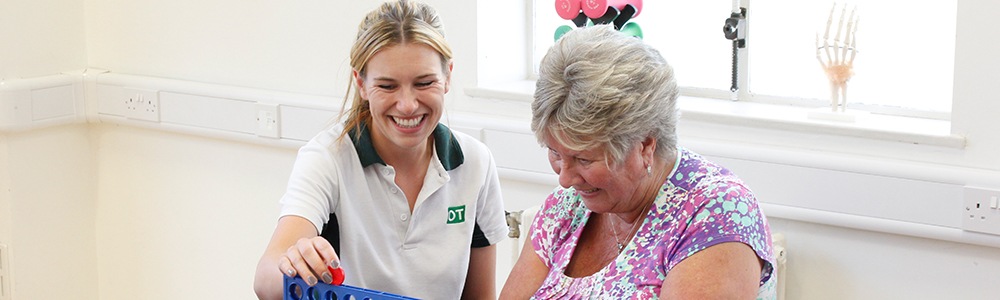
[356,42,451,153]
[544,131,651,213]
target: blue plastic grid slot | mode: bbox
[283,275,419,300]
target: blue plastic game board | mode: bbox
[283,275,419,300]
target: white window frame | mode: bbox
[464,0,970,150]
[527,0,954,121]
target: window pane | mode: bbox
[533,0,732,90]
[532,0,956,113]
[533,0,558,76]
[750,0,956,113]
[643,1,733,91]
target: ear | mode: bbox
[353,69,368,100]
[444,62,454,93]
[641,136,657,163]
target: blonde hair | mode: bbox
[338,0,453,141]
[532,25,679,165]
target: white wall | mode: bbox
[0,0,87,79]
[953,0,1000,169]
[1,0,1000,299]
[0,126,97,300]
[0,0,93,299]
[92,125,293,299]
[84,0,479,101]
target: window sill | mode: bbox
[465,80,965,149]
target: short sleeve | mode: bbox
[530,188,587,269]
[472,148,509,247]
[279,132,342,234]
[667,179,774,284]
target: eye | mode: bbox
[376,84,397,90]
[415,81,435,87]
[576,158,592,166]
[548,148,561,160]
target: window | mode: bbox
[532,0,956,119]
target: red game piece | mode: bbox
[329,266,345,286]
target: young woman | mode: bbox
[253,1,508,299]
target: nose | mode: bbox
[395,86,419,114]
[556,161,581,189]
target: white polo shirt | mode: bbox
[279,122,508,299]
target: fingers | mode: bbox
[279,237,341,286]
[310,238,342,285]
[283,242,319,286]
[277,254,297,278]
[311,237,341,270]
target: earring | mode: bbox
[645,163,652,175]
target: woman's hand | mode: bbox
[254,216,340,300]
[279,236,341,286]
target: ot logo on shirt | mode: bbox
[447,205,466,224]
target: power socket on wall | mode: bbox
[123,87,159,122]
[255,103,280,138]
[962,186,1000,235]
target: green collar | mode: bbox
[348,122,464,171]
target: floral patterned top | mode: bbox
[529,148,776,299]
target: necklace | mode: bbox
[609,199,654,253]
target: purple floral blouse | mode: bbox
[529,148,776,299]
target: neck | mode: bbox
[614,155,672,225]
[375,137,433,170]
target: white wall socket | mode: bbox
[255,103,280,138]
[123,88,159,122]
[962,186,1000,235]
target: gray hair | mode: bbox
[531,25,679,165]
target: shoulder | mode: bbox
[669,150,770,250]
[439,125,496,174]
[666,148,763,238]
[531,187,588,264]
[302,124,352,154]
[289,124,359,178]
[535,187,588,237]
[449,128,492,158]
[672,148,750,197]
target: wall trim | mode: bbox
[0,72,87,132]
[5,72,1000,248]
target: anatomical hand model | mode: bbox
[816,3,859,112]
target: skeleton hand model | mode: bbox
[816,3,858,112]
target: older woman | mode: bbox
[501,25,776,299]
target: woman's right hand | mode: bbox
[279,236,341,286]
[255,216,341,300]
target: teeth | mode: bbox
[580,188,598,193]
[392,115,423,128]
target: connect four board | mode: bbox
[283,275,419,300]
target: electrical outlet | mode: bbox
[123,88,159,122]
[255,103,280,138]
[962,186,1000,235]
